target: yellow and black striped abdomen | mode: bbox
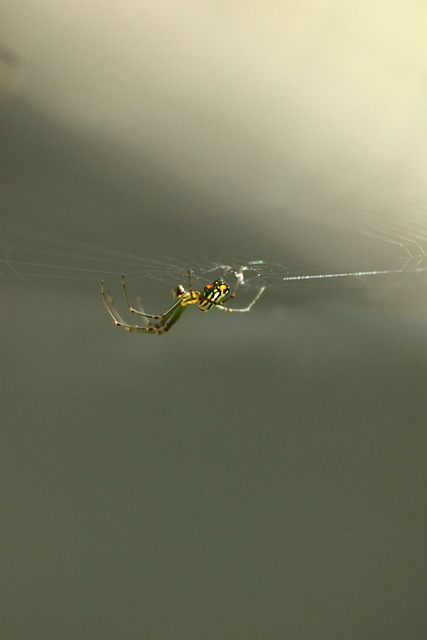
[198,278,231,312]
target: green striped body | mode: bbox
[198,278,231,312]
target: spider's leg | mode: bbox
[187,269,193,292]
[152,304,188,333]
[101,282,129,325]
[121,275,163,319]
[102,281,174,333]
[121,275,186,320]
[116,321,170,334]
[133,293,150,326]
[118,303,187,334]
[214,286,266,313]
[226,279,240,301]
[135,293,146,314]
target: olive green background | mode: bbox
[1,4,427,639]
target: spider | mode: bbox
[101,270,265,334]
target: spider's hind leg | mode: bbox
[121,275,163,320]
[101,281,128,326]
[101,281,162,332]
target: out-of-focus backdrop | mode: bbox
[1,3,427,639]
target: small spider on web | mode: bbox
[101,270,266,334]
[3,215,427,326]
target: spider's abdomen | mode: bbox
[198,278,230,312]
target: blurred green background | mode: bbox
[1,3,427,639]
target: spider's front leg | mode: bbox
[215,285,266,313]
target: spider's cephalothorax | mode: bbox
[101,270,265,334]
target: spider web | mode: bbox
[1,214,427,303]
